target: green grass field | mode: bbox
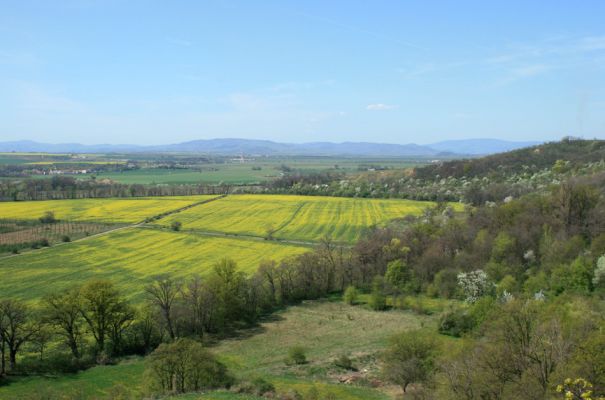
[0,300,429,399]
[0,227,307,302]
[158,194,459,243]
[0,195,217,223]
[92,158,425,185]
[94,166,272,185]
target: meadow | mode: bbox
[0,195,217,223]
[0,227,308,302]
[92,158,426,185]
[0,300,430,399]
[157,194,459,243]
[93,166,272,185]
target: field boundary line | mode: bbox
[141,194,227,223]
[0,224,137,261]
[140,225,353,248]
[0,195,228,261]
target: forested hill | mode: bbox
[413,138,605,180]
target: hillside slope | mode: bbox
[414,138,605,180]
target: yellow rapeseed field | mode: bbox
[158,194,462,243]
[0,195,217,223]
[0,227,307,302]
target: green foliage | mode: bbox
[496,274,517,296]
[39,211,57,224]
[523,271,549,295]
[343,286,359,305]
[368,276,387,311]
[333,354,355,370]
[550,256,594,295]
[170,220,182,231]
[79,280,134,354]
[438,308,475,337]
[235,377,276,396]
[491,231,516,263]
[145,338,232,395]
[430,268,459,299]
[385,259,418,293]
[287,346,307,365]
[382,330,438,393]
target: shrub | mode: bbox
[333,354,355,370]
[343,285,359,305]
[369,276,387,311]
[438,309,475,337]
[235,377,275,396]
[287,346,307,365]
[62,235,71,242]
[251,377,275,395]
[39,211,57,224]
[171,221,182,231]
[145,338,232,395]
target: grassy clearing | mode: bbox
[0,227,307,302]
[0,300,428,399]
[158,194,458,243]
[216,300,430,376]
[0,195,217,223]
[0,357,145,399]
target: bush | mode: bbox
[369,276,387,311]
[438,308,475,337]
[171,221,182,231]
[287,346,307,365]
[343,285,359,305]
[145,338,232,395]
[62,235,71,242]
[234,377,275,396]
[251,377,275,395]
[39,211,57,224]
[333,354,355,370]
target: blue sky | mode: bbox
[1,1,604,145]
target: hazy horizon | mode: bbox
[2,1,604,145]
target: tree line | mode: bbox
[0,176,230,201]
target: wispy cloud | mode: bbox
[366,103,398,111]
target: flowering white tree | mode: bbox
[593,255,605,288]
[457,270,493,303]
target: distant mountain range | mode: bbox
[0,138,541,157]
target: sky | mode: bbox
[1,0,605,145]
